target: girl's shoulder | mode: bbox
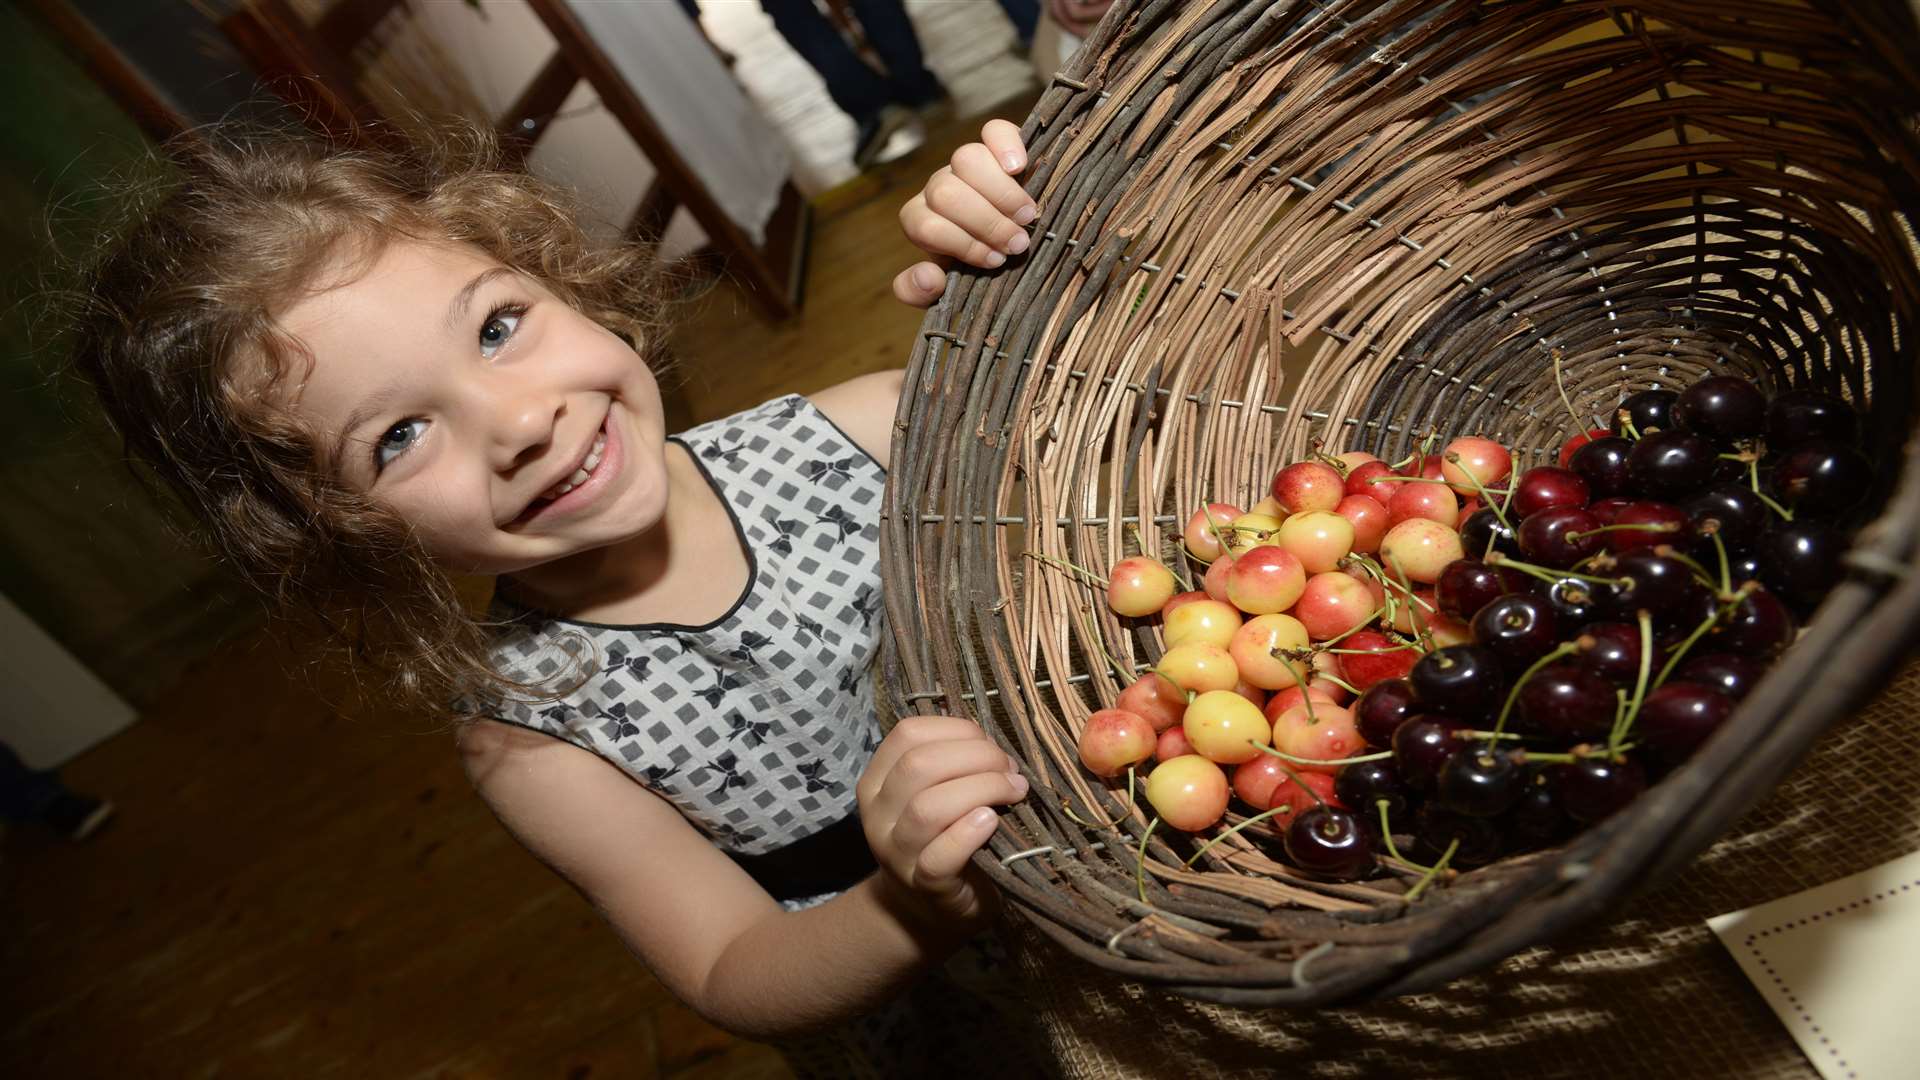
[676,372,902,473]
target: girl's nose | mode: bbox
[483,384,565,472]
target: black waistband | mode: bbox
[726,810,878,902]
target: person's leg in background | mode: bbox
[0,740,113,841]
[995,0,1041,48]
[842,0,944,109]
[760,0,935,165]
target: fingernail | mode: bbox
[1008,773,1029,796]
[911,263,940,291]
[984,251,1006,268]
[1006,231,1029,255]
[1014,204,1037,226]
[1003,152,1024,172]
[970,807,997,827]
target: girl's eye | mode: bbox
[479,305,524,358]
[374,417,429,471]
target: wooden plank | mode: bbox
[20,0,189,143]
[495,48,579,171]
[219,0,383,143]
[627,175,680,243]
[314,0,402,56]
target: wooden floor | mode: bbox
[0,103,1026,1080]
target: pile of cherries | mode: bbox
[1318,377,1871,880]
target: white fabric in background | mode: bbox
[565,0,790,246]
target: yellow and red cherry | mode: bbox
[1249,495,1287,520]
[1271,702,1363,774]
[1264,682,1342,723]
[1116,671,1187,733]
[1161,589,1210,617]
[1335,494,1389,554]
[1202,551,1234,602]
[1182,502,1245,562]
[1335,628,1418,691]
[1182,689,1272,765]
[1163,598,1243,648]
[1271,460,1345,514]
[1378,518,1466,584]
[1235,757,1342,816]
[1345,460,1404,502]
[1077,708,1156,777]
[1154,725,1196,762]
[1441,436,1513,495]
[1386,585,1439,635]
[1228,613,1311,689]
[1293,571,1376,641]
[1226,512,1286,557]
[1157,642,1239,694]
[1226,545,1307,614]
[1386,480,1459,527]
[1144,754,1230,831]
[1334,450,1380,475]
[1277,510,1356,573]
[1230,678,1267,712]
[1107,556,1175,617]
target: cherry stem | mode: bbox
[1318,672,1361,695]
[1395,475,1514,496]
[1317,641,1419,656]
[1748,455,1796,522]
[1252,742,1393,767]
[1490,641,1580,741]
[1271,653,1319,723]
[1485,552,1623,588]
[1552,350,1586,434]
[1137,522,1192,591]
[1083,612,1138,685]
[1652,586,1749,691]
[1403,838,1460,902]
[1185,804,1289,867]
[1199,503,1238,565]
[1710,530,1733,596]
[1025,550,1107,588]
[1311,447,1350,474]
[1517,744,1638,764]
[1317,606,1391,649]
[1608,610,1656,753]
[1375,799,1408,863]
[1061,799,1126,829]
[1565,522,1679,542]
[1382,552,1436,652]
[1135,817,1159,904]
[1655,545,1717,588]
[1266,753,1330,810]
[1461,730,1527,741]
[1443,452,1512,531]
[1618,408,1642,441]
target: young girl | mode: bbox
[70,117,1043,1071]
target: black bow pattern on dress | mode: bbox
[802,455,864,484]
[694,671,746,709]
[794,758,838,794]
[597,700,640,741]
[726,710,773,747]
[794,613,827,642]
[817,505,861,539]
[765,517,808,556]
[705,750,751,796]
[603,645,652,681]
[727,631,771,667]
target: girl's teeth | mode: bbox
[537,430,608,503]
[569,468,590,486]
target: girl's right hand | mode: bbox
[893,119,1037,308]
[856,715,1029,928]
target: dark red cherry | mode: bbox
[1392,715,1470,793]
[1509,466,1591,520]
[1354,679,1420,748]
[1412,804,1504,867]
[1588,497,1634,527]
[1568,436,1634,498]
[1437,745,1524,817]
[1409,645,1506,717]
[1336,759,1413,822]
[1284,806,1376,880]
[1518,505,1602,568]
[1516,663,1616,740]
[1459,505,1521,560]
[1769,442,1872,516]
[1609,501,1695,552]
[1703,587,1795,658]
[1507,770,1569,849]
[1683,485,1770,553]
[1767,389,1859,449]
[1535,575,1599,625]
[1670,653,1764,701]
[1637,683,1734,763]
[1596,550,1702,624]
[1573,621,1667,687]
[1626,431,1717,497]
[1471,593,1561,672]
[1674,375,1767,440]
[1436,559,1519,621]
[1611,388,1679,436]
[1756,521,1847,613]
[1558,755,1647,824]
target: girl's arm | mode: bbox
[458,716,1023,1040]
[894,119,1035,308]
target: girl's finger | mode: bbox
[888,772,1028,863]
[949,143,1037,228]
[921,169,1029,260]
[858,716,993,801]
[892,259,949,307]
[980,118,1028,174]
[912,806,1004,892]
[877,739,1022,820]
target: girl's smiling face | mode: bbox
[279,238,670,574]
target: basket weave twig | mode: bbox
[882,0,1920,1004]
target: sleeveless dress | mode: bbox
[482,395,1050,1078]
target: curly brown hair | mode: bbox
[67,118,675,715]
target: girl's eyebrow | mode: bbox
[446,266,519,333]
[334,383,399,469]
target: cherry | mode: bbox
[1726,550,1765,584]
[1506,770,1568,849]
[1437,745,1524,817]
[1573,621,1666,687]
[1769,442,1872,516]
[1611,388,1679,436]
[1626,430,1717,497]
[1436,559,1518,621]
[1284,806,1376,879]
[1638,683,1734,762]
[1518,505,1602,568]
[1557,755,1647,824]
[1516,663,1616,740]
[1588,497,1634,527]
[1336,759,1412,822]
[1392,714,1470,793]
[1413,804,1504,867]
[1345,459,1404,501]
[1595,550,1701,625]
[1670,653,1764,701]
[1767,389,1859,449]
[1682,485,1770,553]
[1354,679,1419,748]
[1509,466,1591,520]
[1673,375,1767,440]
[1408,645,1507,717]
[1535,575,1599,625]
[1700,586,1796,658]
[1559,427,1614,468]
[1459,505,1520,559]
[1568,436,1634,498]
[1470,593,1561,672]
[1608,501,1694,553]
[1336,630,1420,692]
[1756,520,1847,613]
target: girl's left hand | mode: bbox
[893,119,1037,308]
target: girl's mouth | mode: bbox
[513,415,619,526]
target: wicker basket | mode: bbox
[880,0,1920,1006]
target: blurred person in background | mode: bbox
[0,740,113,842]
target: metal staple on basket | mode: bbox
[881,0,1920,1005]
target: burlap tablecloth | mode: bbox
[986,659,1920,1079]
